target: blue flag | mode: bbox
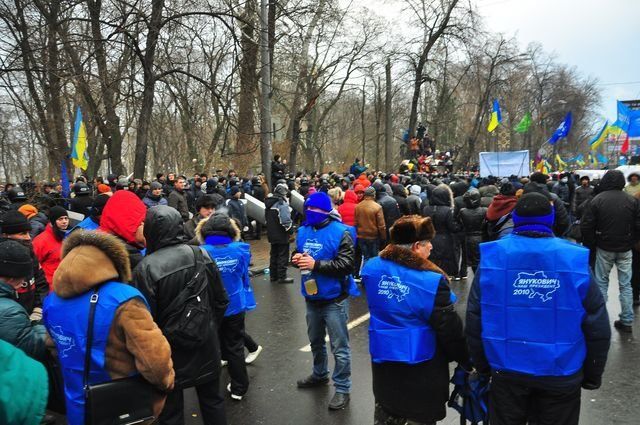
[613,101,640,137]
[548,112,572,145]
[60,159,71,200]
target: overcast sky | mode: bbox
[357,0,640,120]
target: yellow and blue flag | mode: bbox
[487,99,502,132]
[589,120,609,150]
[70,106,88,170]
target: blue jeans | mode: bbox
[594,248,634,325]
[359,239,380,264]
[305,299,351,393]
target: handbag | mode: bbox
[83,288,156,425]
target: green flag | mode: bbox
[514,112,532,133]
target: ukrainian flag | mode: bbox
[589,120,609,150]
[487,99,502,132]
[71,106,88,170]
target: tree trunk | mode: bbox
[385,58,393,171]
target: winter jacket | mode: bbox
[0,280,47,360]
[370,245,470,423]
[552,182,570,206]
[251,184,266,202]
[466,233,611,390]
[459,193,487,271]
[265,196,293,244]
[486,194,517,222]
[391,184,409,215]
[100,191,147,271]
[14,240,48,315]
[226,198,248,228]
[572,185,593,217]
[479,185,499,208]
[349,162,367,177]
[376,192,401,234]
[337,190,358,226]
[581,170,640,252]
[0,339,48,425]
[523,182,570,236]
[44,230,174,422]
[28,212,48,240]
[271,161,286,183]
[132,206,229,388]
[422,186,461,277]
[167,189,190,222]
[183,213,206,242]
[69,195,94,218]
[32,224,63,289]
[405,194,422,215]
[142,192,168,208]
[354,197,386,241]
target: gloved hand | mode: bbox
[30,307,43,323]
[582,376,601,390]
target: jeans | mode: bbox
[359,239,380,265]
[594,248,634,325]
[305,298,351,393]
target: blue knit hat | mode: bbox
[304,192,332,212]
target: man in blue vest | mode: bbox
[292,192,357,410]
[362,215,470,425]
[466,192,611,425]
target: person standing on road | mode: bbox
[467,193,611,425]
[362,215,470,425]
[292,192,357,411]
[581,169,640,333]
[354,186,386,267]
[265,183,294,283]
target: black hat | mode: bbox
[196,194,220,211]
[48,206,68,226]
[229,186,241,197]
[200,213,238,239]
[73,182,90,196]
[91,194,110,217]
[7,187,27,203]
[0,210,31,234]
[0,239,32,279]
[514,192,552,217]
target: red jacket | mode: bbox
[32,224,62,289]
[338,190,358,226]
[100,191,147,246]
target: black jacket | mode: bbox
[69,195,94,218]
[422,187,461,276]
[251,184,266,202]
[572,185,594,217]
[167,189,190,222]
[132,206,229,388]
[459,202,487,270]
[466,243,611,390]
[376,192,401,233]
[581,170,640,252]
[523,182,570,236]
[391,184,409,216]
[226,198,248,228]
[265,196,292,244]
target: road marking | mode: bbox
[298,312,370,352]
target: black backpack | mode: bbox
[160,246,213,349]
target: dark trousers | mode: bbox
[354,243,362,278]
[269,243,289,280]
[632,249,640,301]
[455,232,467,277]
[244,331,259,352]
[489,377,581,425]
[220,313,249,395]
[373,403,435,425]
[159,378,227,425]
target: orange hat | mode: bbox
[98,184,111,194]
[18,204,38,219]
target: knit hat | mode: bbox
[390,174,399,184]
[0,239,32,279]
[18,204,38,220]
[199,213,237,239]
[512,192,554,231]
[229,186,241,197]
[150,181,163,190]
[409,185,421,196]
[304,192,332,212]
[389,215,435,245]
[48,206,68,226]
[0,210,31,235]
[98,184,111,194]
[364,186,376,197]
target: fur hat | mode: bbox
[389,215,435,245]
[196,212,241,243]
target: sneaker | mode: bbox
[461,275,468,280]
[614,320,633,333]
[245,345,263,364]
[226,383,243,401]
[221,359,228,367]
[454,276,461,281]
[328,392,350,410]
[297,374,329,388]
[278,277,294,284]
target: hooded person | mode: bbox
[132,206,230,424]
[405,185,422,215]
[143,181,168,208]
[197,213,258,400]
[421,184,461,278]
[265,183,294,283]
[459,190,487,273]
[43,231,175,425]
[374,181,401,238]
[337,189,358,227]
[32,206,69,289]
[292,192,357,410]
[361,215,470,425]
[467,192,611,425]
[0,211,49,319]
[484,182,518,241]
[18,204,48,239]
[99,190,147,270]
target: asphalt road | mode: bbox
[179,266,640,425]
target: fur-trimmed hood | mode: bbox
[52,230,131,298]
[195,214,241,244]
[380,244,448,278]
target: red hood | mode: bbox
[486,194,517,221]
[343,190,358,204]
[356,175,371,188]
[100,191,146,245]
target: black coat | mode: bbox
[132,206,229,388]
[581,171,640,252]
[226,198,248,228]
[167,189,190,222]
[376,192,401,233]
[572,185,593,217]
[422,187,460,277]
[251,184,266,202]
[459,206,487,270]
[265,196,292,244]
[69,195,94,218]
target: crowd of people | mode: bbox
[1,158,639,424]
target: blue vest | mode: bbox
[362,257,440,364]
[43,282,149,425]
[202,242,256,316]
[296,220,359,300]
[479,234,589,377]
[67,217,99,237]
